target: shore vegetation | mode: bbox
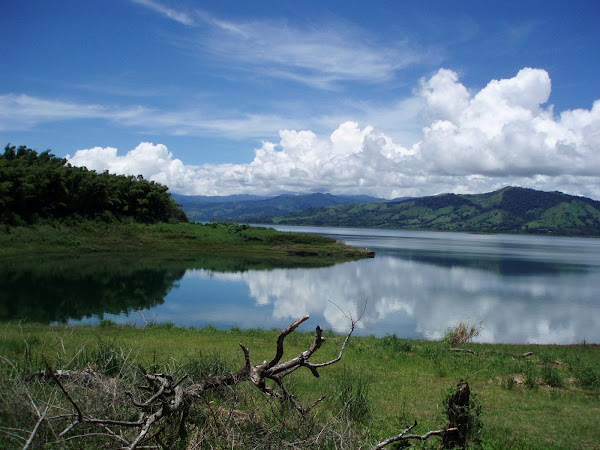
[0,220,372,262]
[0,144,372,262]
[1,322,599,448]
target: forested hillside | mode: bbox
[0,144,188,225]
[266,187,600,236]
[177,192,383,222]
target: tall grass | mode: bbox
[573,363,600,389]
[333,366,371,423]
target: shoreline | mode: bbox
[0,221,374,262]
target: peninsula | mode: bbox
[0,145,372,263]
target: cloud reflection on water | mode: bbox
[182,248,600,344]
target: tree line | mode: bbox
[0,144,188,225]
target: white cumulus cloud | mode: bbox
[416,67,600,179]
[67,68,600,199]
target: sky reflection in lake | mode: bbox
[81,227,600,344]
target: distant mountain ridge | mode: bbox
[263,187,600,236]
[171,194,270,205]
[173,192,385,222]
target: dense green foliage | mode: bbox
[177,192,383,222]
[266,187,600,236]
[1,323,599,448]
[0,144,187,225]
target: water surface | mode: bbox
[3,227,599,344]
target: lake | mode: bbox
[2,226,599,344]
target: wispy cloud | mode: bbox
[0,88,426,147]
[505,22,539,47]
[131,2,428,89]
[131,0,195,26]
[0,93,300,139]
[195,16,424,89]
[0,94,112,129]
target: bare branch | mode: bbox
[0,428,27,444]
[22,404,50,450]
[239,343,251,371]
[44,360,83,423]
[266,325,326,378]
[96,424,131,446]
[310,319,355,369]
[372,421,458,449]
[266,315,310,370]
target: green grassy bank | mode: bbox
[0,221,373,264]
[1,322,599,448]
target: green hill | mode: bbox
[176,192,384,222]
[266,187,600,236]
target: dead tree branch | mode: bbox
[40,313,466,449]
[372,421,458,449]
[45,315,358,448]
[22,404,50,450]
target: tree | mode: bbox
[1,144,188,224]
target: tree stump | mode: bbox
[442,380,471,449]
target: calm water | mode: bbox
[3,227,599,344]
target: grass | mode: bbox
[1,322,599,448]
[333,365,372,423]
[443,319,483,347]
[0,220,373,264]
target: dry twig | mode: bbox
[372,421,458,449]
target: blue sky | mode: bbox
[2,0,600,198]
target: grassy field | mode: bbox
[0,221,373,264]
[1,322,599,448]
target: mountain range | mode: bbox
[172,187,600,236]
[262,187,600,236]
[171,192,385,222]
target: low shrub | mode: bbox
[183,351,234,381]
[444,320,483,347]
[501,375,515,390]
[98,318,116,327]
[71,340,132,377]
[145,321,176,330]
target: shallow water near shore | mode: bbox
[3,227,599,344]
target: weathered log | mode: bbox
[46,315,358,448]
[448,348,474,354]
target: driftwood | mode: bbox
[43,315,459,449]
[44,316,357,449]
[448,348,474,354]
